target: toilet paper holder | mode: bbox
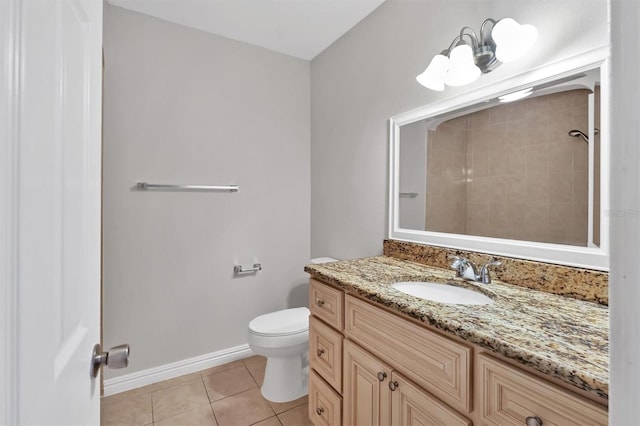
[234,263,262,274]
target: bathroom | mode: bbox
[2,0,639,425]
[99,0,623,424]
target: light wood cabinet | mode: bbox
[309,280,345,426]
[310,278,344,330]
[308,278,608,426]
[345,295,472,413]
[391,370,472,426]
[309,370,342,426]
[343,339,470,426]
[476,354,607,426]
[343,340,392,426]
[309,315,343,393]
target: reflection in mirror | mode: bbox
[398,70,601,248]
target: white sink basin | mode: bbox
[391,281,494,305]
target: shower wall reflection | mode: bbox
[400,87,601,247]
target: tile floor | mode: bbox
[101,356,312,426]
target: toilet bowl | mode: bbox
[248,307,310,402]
[247,257,337,403]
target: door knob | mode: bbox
[525,417,543,426]
[91,343,130,378]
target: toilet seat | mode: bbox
[249,307,309,337]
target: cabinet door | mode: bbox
[345,295,472,413]
[477,354,608,426]
[390,371,471,426]
[343,340,392,426]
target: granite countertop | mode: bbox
[304,256,609,401]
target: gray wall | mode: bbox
[102,5,310,377]
[310,0,608,260]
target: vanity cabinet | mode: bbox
[307,278,608,426]
[343,339,470,426]
[309,279,344,426]
[309,315,342,392]
[343,339,391,426]
[476,354,608,426]
[345,295,472,413]
[309,370,342,426]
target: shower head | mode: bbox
[567,128,599,143]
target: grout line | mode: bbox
[208,401,219,426]
[150,390,155,425]
[201,374,213,403]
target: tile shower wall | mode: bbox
[425,116,468,233]
[426,89,592,246]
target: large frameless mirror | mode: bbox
[389,49,609,270]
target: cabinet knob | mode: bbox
[525,416,543,426]
[316,407,325,416]
[388,380,399,391]
[316,299,325,307]
[377,372,387,381]
[317,348,325,357]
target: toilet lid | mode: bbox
[249,307,310,337]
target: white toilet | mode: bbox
[247,257,337,403]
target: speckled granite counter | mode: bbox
[304,256,609,401]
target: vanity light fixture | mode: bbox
[416,18,537,91]
[498,87,533,103]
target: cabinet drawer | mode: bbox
[310,279,344,330]
[345,295,472,413]
[310,316,343,393]
[391,371,471,426]
[309,370,342,426]
[477,354,608,426]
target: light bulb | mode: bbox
[444,44,481,87]
[498,87,533,103]
[416,54,449,91]
[492,18,538,63]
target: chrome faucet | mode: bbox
[449,255,501,284]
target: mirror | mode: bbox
[389,50,609,270]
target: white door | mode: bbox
[3,0,104,424]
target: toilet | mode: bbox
[248,257,337,403]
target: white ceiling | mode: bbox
[107,0,387,60]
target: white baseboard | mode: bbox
[103,344,254,396]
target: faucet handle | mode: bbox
[448,255,467,265]
[479,260,501,284]
[448,255,467,277]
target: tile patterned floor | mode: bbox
[101,356,312,426]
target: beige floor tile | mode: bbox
[243,356,267,386]
[101,384,154,407]
[211,388,275,426]
[153,404,218,426]
[152,380,210,421]
[252,416,282,426]
[151,372,202,392]
[268,395,307,414]
[277,404,313,426]
[203,365,257,402]
[200,359,246,377]
[101,393,152,426]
